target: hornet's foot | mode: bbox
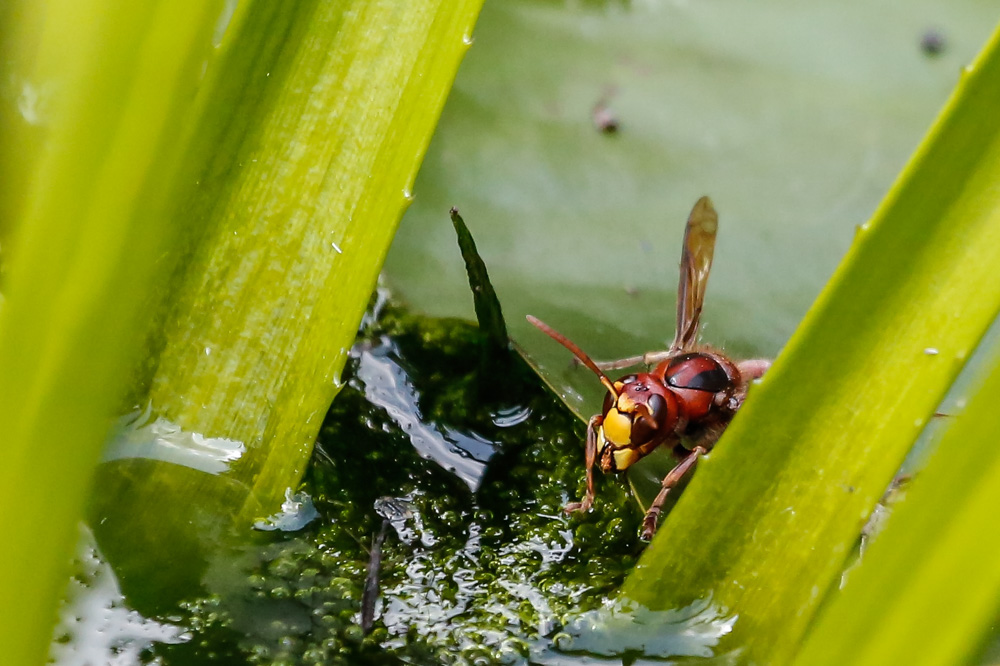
[640,509,661,541]
[564,498,593,514]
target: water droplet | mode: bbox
[923,347,939,356]
[462,33,474,45]
[331,241,342,254]
[204,347,211,355]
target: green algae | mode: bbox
[150,294,646,665]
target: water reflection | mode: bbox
[492,403,534,427]
[356,338,499,491]
[103,404,245,474]
[78,304,648,664]
[49,526,188,665]
[536,595,739,663]
[253,488,319,532]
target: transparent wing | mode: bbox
[670,196,718,352]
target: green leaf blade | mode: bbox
[451,207,509,348]
[139,0,484,516]
[0,1,226,662]
[793,31,1000,657]
[794,335,1000,665]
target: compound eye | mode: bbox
[630,393,668,445]
[646,393,668,424]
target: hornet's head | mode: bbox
[597,373,680,472]
[525,316,682,473]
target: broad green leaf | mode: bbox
[385,1,998,420]
[379,6,1000,660]
[622,22,1000,666]
[0,0,481,661]
[91,0,484,613]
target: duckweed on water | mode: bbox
[152,295,645,664]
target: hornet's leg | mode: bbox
[736,358,771,382]
[728,358,772,411]
[565,414,602,514]
[640,445,707,541]
[591,350,677,372]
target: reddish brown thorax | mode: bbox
[656,352,737,422]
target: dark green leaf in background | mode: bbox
[386,0,998,416]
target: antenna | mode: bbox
[526,315,619,400]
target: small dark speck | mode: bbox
[846,486,856,493]
[921,29,946,56]
[592,102,620,134]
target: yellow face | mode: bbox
[611,445,640,471]
[602,407,632,447]
[602,381,642,445]
[597,396,644,472]
[597,375,678,473]
[600,384,643,472]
